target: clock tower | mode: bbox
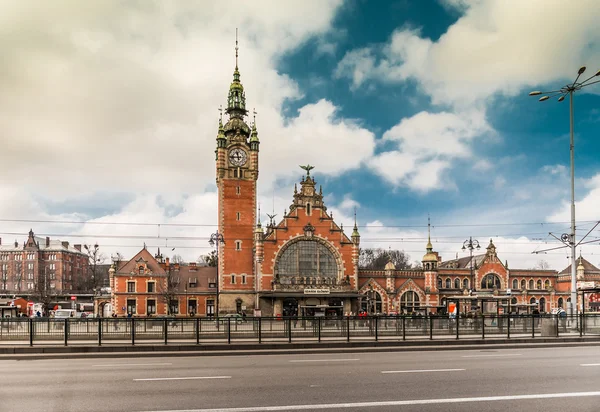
[215,37,259,313]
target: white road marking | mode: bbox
[581,363,600,366]
[134,376,231,382]
[462,354,522,358]
[136,391,600,411]
[288,359,359,363]
[381,368,465,374]
[93,363,173,367]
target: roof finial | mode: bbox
[257,203,261,226]
[253,108,257,125]
[426,215,433,251]
[235,28,239,69]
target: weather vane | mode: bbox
[300,164,315,176]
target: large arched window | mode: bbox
[445,278,451,289]
[481,274,501,290]
[400,291,420,312]
[361,289,383,314]
[276,240,338,283]
[521,279,526,290]
[529,279,534,289]
[512,279,518,290]
[454,278,460,289]
[463,278,469,290]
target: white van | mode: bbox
[54,309,78,319]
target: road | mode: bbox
[3,346,600,411]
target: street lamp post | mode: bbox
[209,231,225,318]
[529,66,600,316]
[462,237,480,294]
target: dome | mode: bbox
[384,261,396,270]
[422,252,438,262]
[223,117,251,135]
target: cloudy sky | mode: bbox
[1,0,599,270]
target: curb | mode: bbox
[2,337,599,360]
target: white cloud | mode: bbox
[336,0,600,106]
[473,159,492,171]
[368,109,492,190]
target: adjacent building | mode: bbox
[0,229,88,295]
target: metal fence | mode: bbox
[0,314,598,346]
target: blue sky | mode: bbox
[1,0,599,269]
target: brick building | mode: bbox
[110,247,217,317]
[0,229,87,295]
[211,46,575,317]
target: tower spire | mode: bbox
[426,215,433,252]
[352,207,360,239]
[226,28,247,118]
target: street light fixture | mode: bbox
[529,66,600,316]
[462,237,480,293]
[209,231,225,318]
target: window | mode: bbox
[511,297,518,305]
[528,279,534,289]
[242,274,246,284]
[139,266,144,275]
[454,278,460,289]
[127,281,135,293]
[306,203,311,215]
[512,279,518,290]
[539,297,546,313]
[233,168,239,178]
[520,279,526,289]
[236,186,240,195]
[361,290,383,314]
[480,274,501,290]
[445,278,451,289]
[235,240,242,251]
[536,280,542,290]
[169,299,179,315]
[147,299,156,315]
[463,278,469,290]
[437,277,442,289]
[27,282,34,290]
[275,240,338,282]
[236,212,241,221]
[188,299,197,315]
[126,299,136,315]
[231,274,236,284]
[558,297,564,308]
[206,299,215,316]
[147,282,155,293]
[400,291,420,312]
[544,279,550,289]
[28,263,34,270]
[27,273,34,280]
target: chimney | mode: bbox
[61,241,69,248]
[74,244,81,252]
[14,240,18,247]
[165,257,170,267]
[46,237,50,247]
[0,237,2,245]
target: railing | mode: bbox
[0,314,597,346]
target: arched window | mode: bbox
[276,240,338,283]
[529,279,534,289]
[511,297,517,305]
[437,277,442,289]
[454,278,460,289]
[400,291,420,313]
[536,280,542,290]
[558,297,564,308]
[481,274,501,290]
[361,289,383,314]
[530,297,536,304]
[521,279,526,290]
[139,266,144,275]
[463,278,469,290]
[445,278,451,289]
[544,279,550,289]
[539,297,546,313]
[512,279,518,290]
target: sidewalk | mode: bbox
[1,334,599,360]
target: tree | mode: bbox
[74,244,107,292]
[159,264,181,316]
[31,267,58,315]
[200,250,218,267]
[359,248,413,270]
[171,254,184,264]
[533,260,550,270]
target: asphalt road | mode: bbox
[3,346,600,412]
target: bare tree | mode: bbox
[533,260,551,270]
[159,264,180,316]
[31,267,58,315]
[171,254,184,264]
[359,248,413,270]
[74,244,107,292]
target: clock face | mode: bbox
[229,148,247,166]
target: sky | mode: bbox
[1,0,600,270]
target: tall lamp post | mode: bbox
[462,237,480,294]
[529,66,600,316]
[209,231,225,318]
